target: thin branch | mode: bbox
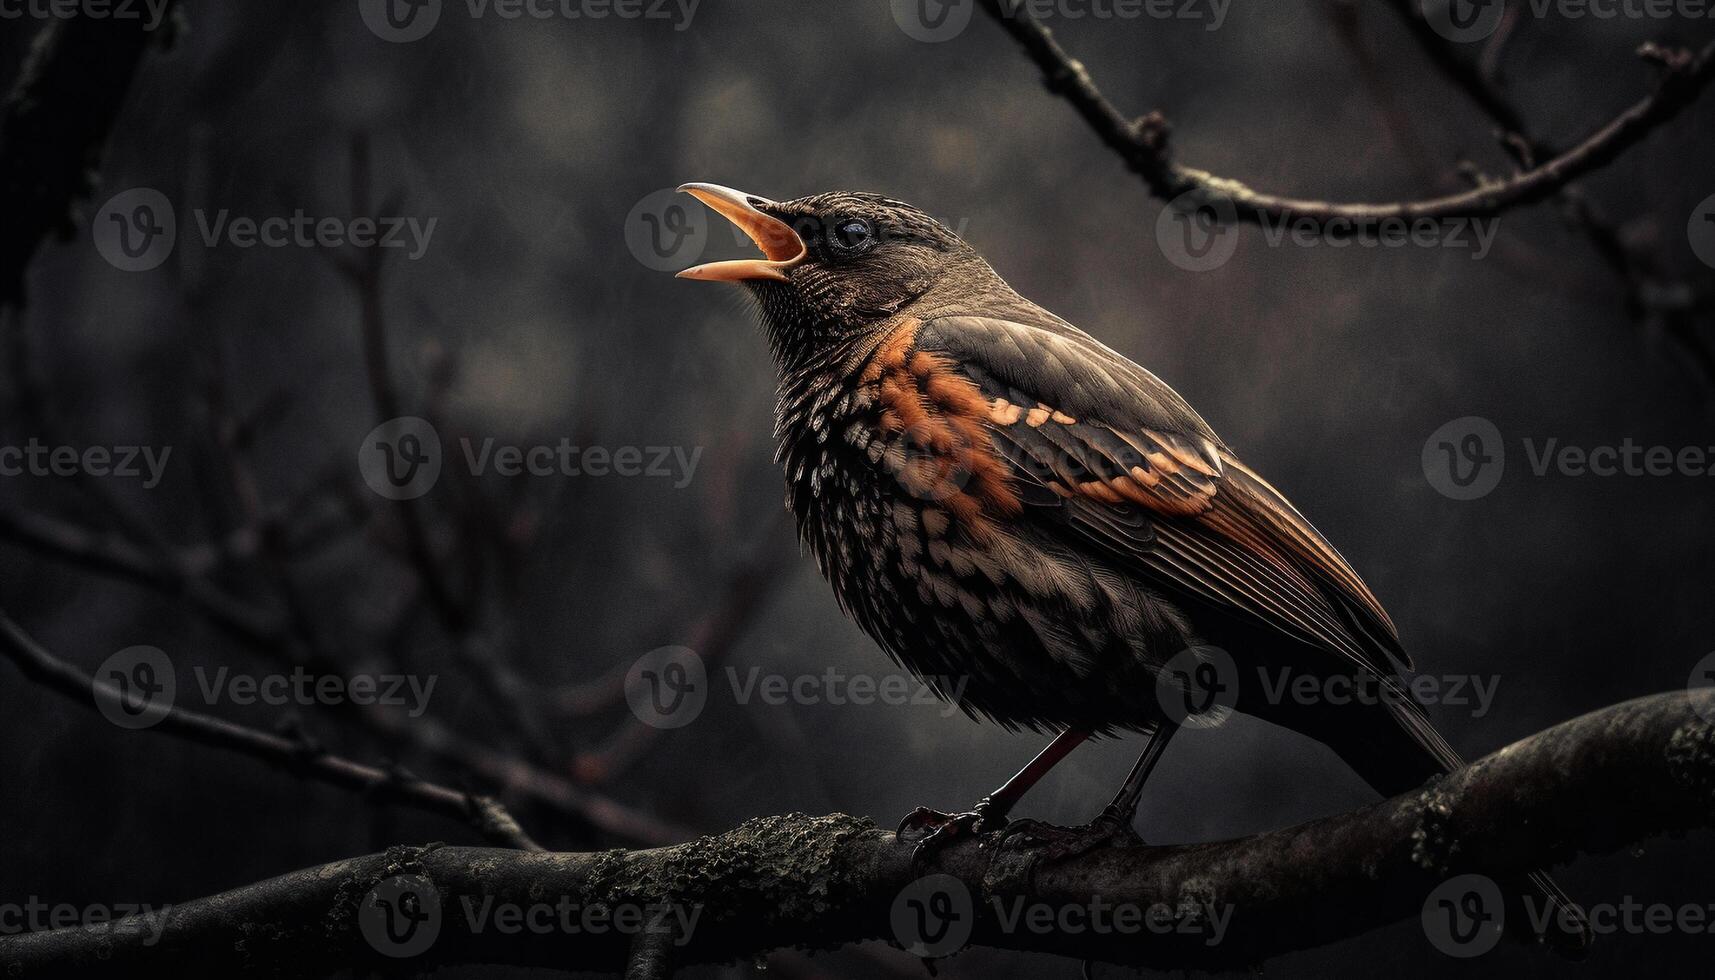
[0,606,543,851]
[4,690,1714,975]
[1379,0,1715,389]
[0,506,692,846]
[976,0,1715,227]
[0,506,285,647]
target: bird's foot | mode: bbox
[896,799,1007,864]
[993,805,1142,862]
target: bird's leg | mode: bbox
[897,728,1090,861]
[1000,720,1178,859]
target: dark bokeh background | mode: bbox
[3,0,1714,976]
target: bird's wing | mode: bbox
[915,314,1408,674]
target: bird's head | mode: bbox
[675,183,1000,363]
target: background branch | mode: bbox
[0,606,544,851]
[976,0,1715,227]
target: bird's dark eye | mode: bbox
[829,217,875,254]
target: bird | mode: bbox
[674,182,1589,954]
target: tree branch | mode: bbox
[0,605,544,851]
[1377,0,1715,390]
[976,0,1715,227]
[5,690,1712,975]
[0,504,694,846]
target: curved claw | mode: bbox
[895,801,1008,865]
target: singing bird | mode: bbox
[675,183,1588,953]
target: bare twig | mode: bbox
[976,0,1715,228]
[0,606,543,851]
[5,690,1714,975]
[0,505,692,846]
[1379,0,1715,389]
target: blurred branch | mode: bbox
[977,0,1715,227]
[0,606,543,851]
[0,506,285,647]
[0,5,178,306]
[0,503,692,846]
[1377,0,1715,389]
[5,690,1715,975]
[328,134,565,768]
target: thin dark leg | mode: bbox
[1099,719,1177,825]
[982,727,1092,819]
[896,727,1091,856]
[999,720,1178,857]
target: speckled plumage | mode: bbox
[743,192,1408,747]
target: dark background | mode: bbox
[2,0,1713,976]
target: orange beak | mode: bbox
[675,183,806,283]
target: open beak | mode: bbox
[675,183,806,283]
